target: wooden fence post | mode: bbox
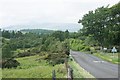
[67,67,73,80]
[52,70,56,80]
[65,59,68,72]
[65,58,73,80]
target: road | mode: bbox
[70,50,118,78]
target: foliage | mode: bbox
[2,59,20,68]
[44,53,66,66]
[70,39,87,51]
[79,2,120,48]
[1,29,70,66]
[83,46,90,51]
[2,44,13,59]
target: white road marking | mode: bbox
[93,61,105,63]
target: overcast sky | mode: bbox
[0,0,119,27]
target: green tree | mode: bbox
[2,44,13,59]
[64,30,69,39]
[2,30,10,38]
[52,31,65,41]
[80,6,109,46]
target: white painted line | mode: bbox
[93,61,105,63]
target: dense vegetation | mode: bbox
[78,2,120,48]
[70,2,120,52]
[1,29,70,68]
[1,1,119,78]
[70,2,120,64]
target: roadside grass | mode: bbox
[0,68,2,79]
[2,55,67,78]
[80,50,119,64]
[93,52,119,64]
[68,56,95,78]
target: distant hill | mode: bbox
[20,29,54,34]
[1,23,82,32]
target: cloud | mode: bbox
[0,0,119,27]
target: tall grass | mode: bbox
[2,55,66,78]
[2,54,96,78]
[68,56,94,78]
[93,52,119,64]
[0,68,2,79]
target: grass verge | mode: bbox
[0,68,2,79]
[93,52,119,64]
[68,56,95,78]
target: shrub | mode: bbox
[75,45,85,51]
[44,53,67,65]
[39,52,47,56]
[83,46,90,51]
[31,47,40,54]
[17,52,34,57]
[90,47,97,53]
[94,47,101,50]
[2,59,20,68]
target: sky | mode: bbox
[0,0,119,27]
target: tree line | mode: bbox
[1,29,70,67]
[78,2,120,48]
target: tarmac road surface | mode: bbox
[70,50,118,78]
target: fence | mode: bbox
[52,59,73,80]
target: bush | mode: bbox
[17,52,34,57]
[44,53,67,65]
[49,58,65,66]
[2,59,20,68]
[83,46,90,51]
[39,52,47,56]
[31,47,40,54]
[94,47,101,50]
[90,47,97,53]
[78,45,85,51]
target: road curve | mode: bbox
[70,50,118,78]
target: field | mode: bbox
[2,54,94,78]
[2,55,67,78]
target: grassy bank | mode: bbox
[69,56,94,78]
[0,68,2,79]
[93,52,119,64]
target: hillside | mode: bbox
[1,23,82,32]
[20,29,54,34]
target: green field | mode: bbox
[2,55,67,78]
[2,54,94,78]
